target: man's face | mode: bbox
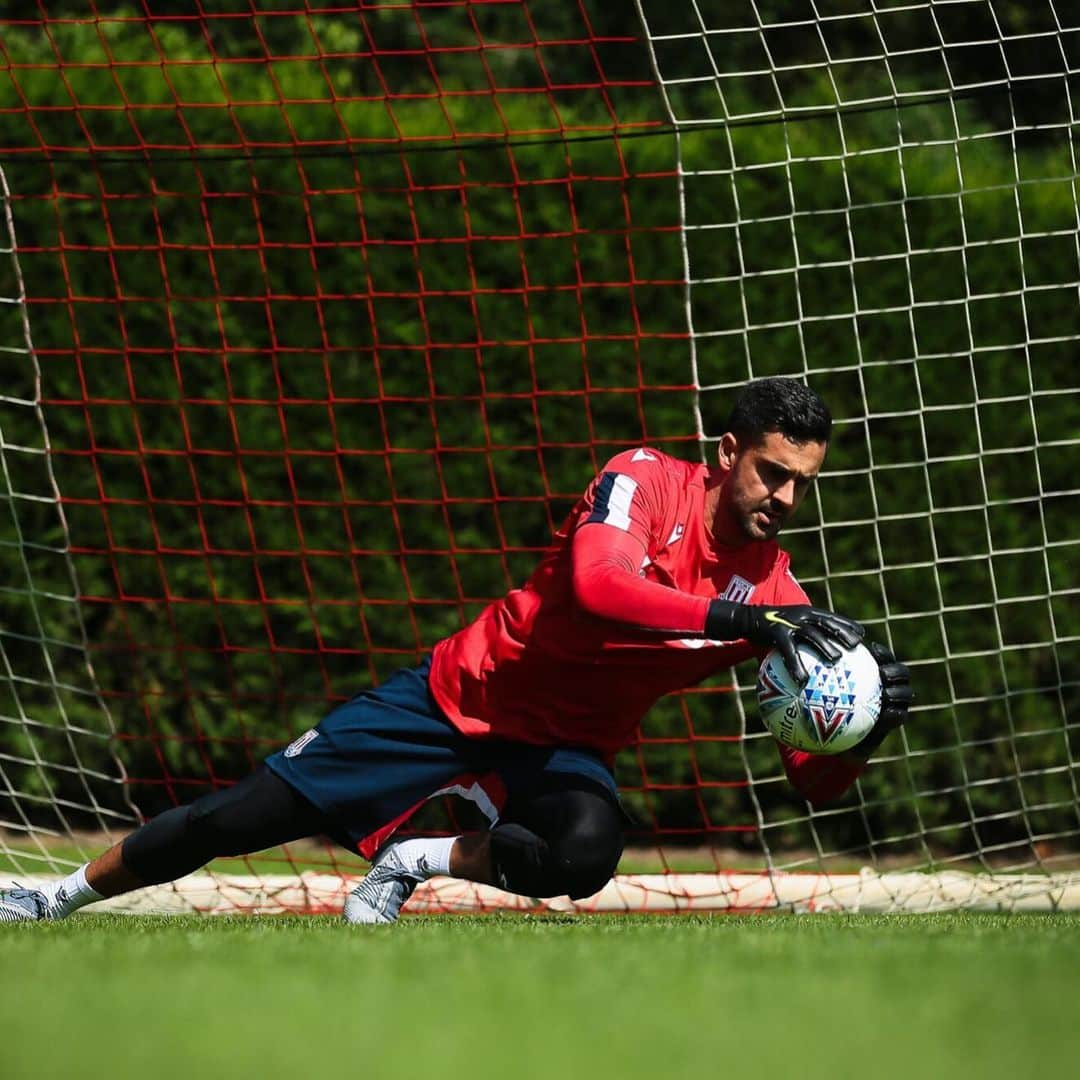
[713,430,827,543]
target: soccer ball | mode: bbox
[756,642,882,754]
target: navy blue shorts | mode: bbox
[265,658,617,858]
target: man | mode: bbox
[0,377,911,925]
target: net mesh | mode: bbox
[635,0,1080,881]
[0,0,1077,911]
[0,161,132,871]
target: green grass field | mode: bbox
[3,912,1077,1079]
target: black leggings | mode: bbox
[122,766,623,900]
[492,775,623,899]
[122,767,333,886]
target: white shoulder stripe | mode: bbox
[605,473,638,531]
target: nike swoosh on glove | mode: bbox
[704,602,865,685]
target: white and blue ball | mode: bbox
[756,642,882,754]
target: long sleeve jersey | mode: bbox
[429,447,862,805]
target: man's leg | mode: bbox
[0,765,332,921]
[344,775,623,923]
[485,775,624,900]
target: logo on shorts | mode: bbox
[284,729,319,758]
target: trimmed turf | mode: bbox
[2,912,1077,1079]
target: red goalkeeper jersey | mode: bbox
[429,447,809,755]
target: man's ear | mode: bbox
[717,431,740,471]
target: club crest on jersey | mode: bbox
[720,574,755,603]
[284,729,319,758]
[672,575,755,648]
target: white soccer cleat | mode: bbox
[343,843,429,925]
[0,886,50,923]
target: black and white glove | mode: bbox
[850,641,913,757]
[704,601,865,685]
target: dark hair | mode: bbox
[724,377,832,445]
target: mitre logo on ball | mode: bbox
[757,642,882,754]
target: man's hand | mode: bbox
[849,641,913,758]
[705,601,865,684]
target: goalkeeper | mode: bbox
[1,377,911,925]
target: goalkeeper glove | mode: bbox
[704,601,865,685]
[850,641,913,757]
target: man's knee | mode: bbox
[491,787,623,900]
[551,803,624,899]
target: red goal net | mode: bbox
[1,2,725,893]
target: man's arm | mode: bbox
[570,449,863,673]
[571,525,865,661]
[569,452,713,634]
[777,744,865,808]
[571,523,711,633]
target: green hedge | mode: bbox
[0,5,1075,860]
